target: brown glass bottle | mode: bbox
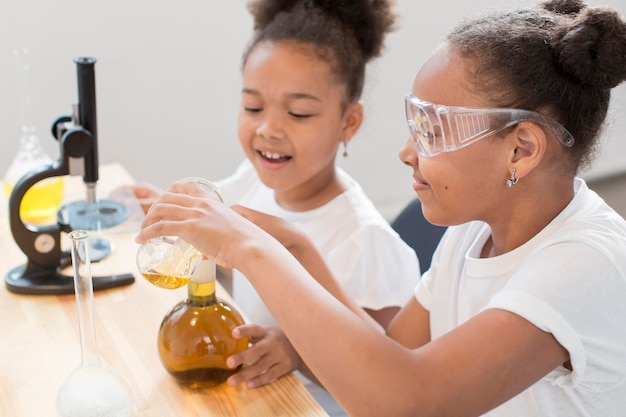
[157,261,249,388]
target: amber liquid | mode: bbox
[141,271,191,289]
[158,280,249,388]
[168,367,241,389]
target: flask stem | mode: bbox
[68,230,101,366]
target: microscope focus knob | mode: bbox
[51,115,72,140]
[62,128,93,158]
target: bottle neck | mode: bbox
[187,280,216,306]
[187,259,217,306]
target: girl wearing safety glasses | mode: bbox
[137,0,626,415]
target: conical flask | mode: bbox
[3,49,64,223]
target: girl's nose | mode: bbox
[399,137,418,167]
[256,113,284,140]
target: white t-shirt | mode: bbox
[217,160,421,326]
[416,178,626,416]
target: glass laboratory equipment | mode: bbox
[3,49,64,224]
[136,177,224,289]
[135,178,249,387]
[157,259,249,388]
[56,230,133,417]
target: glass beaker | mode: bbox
[157,260,249,388]
[4,49,64,224]
[56,230,133,417]
[135,177,224,289]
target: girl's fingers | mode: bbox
[227,331,271,368]
[227,350,285,388]
[232,323,268,341]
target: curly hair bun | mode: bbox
[247,0,396,62]
[542,0,586,15]
[303,0,397,61]
[550,1,626,89]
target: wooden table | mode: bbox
[0,164,329,417]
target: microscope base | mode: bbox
[5,261,135,295]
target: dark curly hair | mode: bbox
[447,0,626,172]
[243,0,397,105]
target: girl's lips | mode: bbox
[258,149,291,162]
[255,149,292,170]
[412,176,430,192]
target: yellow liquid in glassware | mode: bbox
[4,177,64,224]
[141,271,192,289]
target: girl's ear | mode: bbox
[509,121,547,179]
[341,101,364,144]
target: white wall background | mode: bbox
[1,0,624,219]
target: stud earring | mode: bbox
[342,141,348,158]
[506,168,518,188]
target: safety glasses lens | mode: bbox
[406,100,435,156]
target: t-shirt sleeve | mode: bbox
[327,225,421,310]
[485,242,626,389]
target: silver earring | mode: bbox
[506,168,518,188]
[342,141,348,158]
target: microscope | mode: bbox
[5,57,135,295]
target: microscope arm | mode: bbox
[8,160,67,269]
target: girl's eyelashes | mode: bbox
[242,107,314,119]
[288,112,313,118]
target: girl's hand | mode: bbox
[115,183,163,214]
[226,324,302,388]
[135,178,268,270]
[132,183,163,213]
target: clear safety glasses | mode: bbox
[404,94,575,157]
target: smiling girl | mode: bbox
[130,0,420,410]
[216,0,420,395]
